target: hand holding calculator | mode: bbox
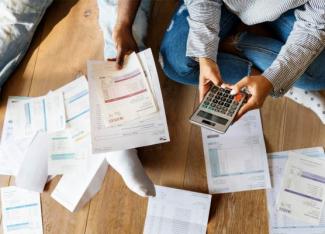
[190,85,247,133]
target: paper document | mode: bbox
[15,131,50,192]
[8,92,66,139]
[55,76,90,134]
[143,186,211,234]
[51,155,108,212]
[276,151,325,224]
[88,52,157,126]
[88,49,170,153]
[0,137,33,175]
[48,77,91,175]
[201,109,271,193]
[267,147,325,234]
[1,186,43,234]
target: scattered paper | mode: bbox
[201,109,271,193]
[9,92,66,139]
[55,76,90,134]
[1,186,43,234]
[143,185,211,234]
[48,77,91,175]
[88,49,170,153]
[51,155,108,212]
[267,147,325,234]
[1,96,30,142]
[15,131,50,192]
[88,52,157,127]
[0,137,33,175]
[276,151,325,225]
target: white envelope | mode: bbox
[15,131,50,192]
[51,155,108,212]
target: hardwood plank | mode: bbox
[282,98,325,150]
[26,0,103,233]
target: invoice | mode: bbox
[277,151,325,224]
[9,92,66,139]
[1,186,43,234]
[88,52,157,127]
[143,186,211,234]
[267,147,325,234]
[48,77,91,175]
[201,109,271,193]
[88,49,170,153]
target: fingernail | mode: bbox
[230,90,236,95]
[221,84,226,88]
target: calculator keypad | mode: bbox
[201,86,244,117]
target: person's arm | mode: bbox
[113,0,141,68]
[262,0,325,97]
[230,0,325,121]
[185,0,223,101]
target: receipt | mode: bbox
[1,186,43,234]
[88,52,157,127]
[277,151,325,224]
[143,186,211,234]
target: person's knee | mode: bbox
[159,34,199,85]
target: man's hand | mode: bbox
[223,75,273,121]
[112,25,138,69]
[199,58,223,101]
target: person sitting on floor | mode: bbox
[160,0,325,123]
[0,0,155,197]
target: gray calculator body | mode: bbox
[190,86,246,133]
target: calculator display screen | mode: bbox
[197,110,228,125]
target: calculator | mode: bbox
[190,85,246,133]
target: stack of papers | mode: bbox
[90,52,157,127]
[88,49,170,153]
[201,109,271,193]
[267,147,325,234]
[0,49,170,234]
[143,186,212,234]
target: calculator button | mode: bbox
[221,97,226,101]
[211,87,218,93]
[220,110,226,114]
[225,89,230,94]
[234,93,244,102]
[204,101,210,105]
[226,99,232,103]
[211,103,216,107]
[224,103,230,107]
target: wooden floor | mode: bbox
[1,0,325,233]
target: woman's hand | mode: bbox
[223,75,273,121]
[112,24,138,69]
[199,58,223,101]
